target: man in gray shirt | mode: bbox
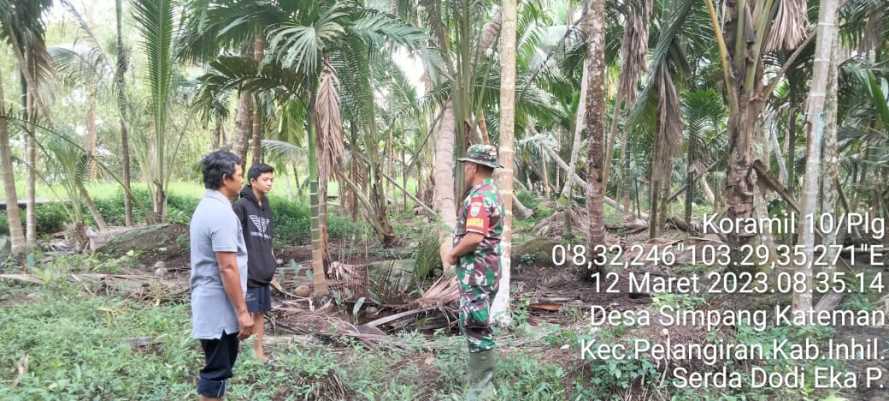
[190,150,255,400]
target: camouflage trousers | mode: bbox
[456,260,500,353]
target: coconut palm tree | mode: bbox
[115,0,135,226]
[0,0,53,251]
[0,63,25,256]
[194,0,424,295]
[40,128,108,234]
[132,0,175,223]
[584,0,607,265]
[701,0,816,256]
[48,45,112,180]
[796,0,842,313]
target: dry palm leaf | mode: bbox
[618,0,653,104]
[314,59,345,182]
[417,276,460,306]
[654,65,682,183]
[766,0,809,51]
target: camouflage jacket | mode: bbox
[453,178,503,271]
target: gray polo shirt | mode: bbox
[189,189,248,339]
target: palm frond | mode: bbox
[617,0,652,104]
[314,61,345,182]
[268,2,348,77]
[49,46,112,89]
[0,0,54,113]
[262,139,306,163]
[349,8,426,50]
[766,0,809,51]
[653,64,683,182]
[625,0,696,130]
[199,55,305,100]
[132,0,175,152]
[176,0,287,63]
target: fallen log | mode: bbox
[361,305,438,329]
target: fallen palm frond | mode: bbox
[1,272,187,303]
[416,275,460,306]
[271,308,424,352]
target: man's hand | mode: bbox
[216,251,253,340]
[447,233,485,267]
[445,250,459,266]
[237,311,255,340]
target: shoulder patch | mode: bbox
[469,202,482,217]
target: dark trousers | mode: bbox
[197,331,239,398]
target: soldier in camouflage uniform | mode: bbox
[445,144,503,400]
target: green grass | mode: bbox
[0,281,578,401]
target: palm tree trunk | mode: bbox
[292,164,301,197]
[211,119,222,150]
[21,74,37,248]
[754,119,777,267]
[401,146,407,212]
[369,159,396,246]
[786,107,797,192]
[658,178,669,232]
[115,0,134,226]
[78,183,107,231]
[541,149,550,198]
[250,34,264,166]
[350,122,359,222]
[559,3,592,199]
[234,92,253,168]
[649,166,659,238]
[586,0,607,265]
[795,0,840,314]
[307,97,329,297]
[769,117,788,185]
[685,133,696,224]
[620,142,633,217]
[120,120,133,226]
[86,88,98,179]
[433,100,457,273]
[821,38,841,270]
[0,71,26,256]
[232,41,254,168]
[491,0,517,325]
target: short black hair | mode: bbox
[200,150,241,189]
[248,163,275,182]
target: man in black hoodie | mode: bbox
[233,163,276,362]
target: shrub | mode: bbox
[269,197,310,246]
[516,190,540,210]
[2,189,373,245]
[1,202,70,236]
[35,202,70,234]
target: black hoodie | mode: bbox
[233,186,276,287]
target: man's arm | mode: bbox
[216,251,254,339]
[447,195,490,265]
[446,232,484,265]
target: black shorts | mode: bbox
[246,285,272,313]
[197,331,239,398]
